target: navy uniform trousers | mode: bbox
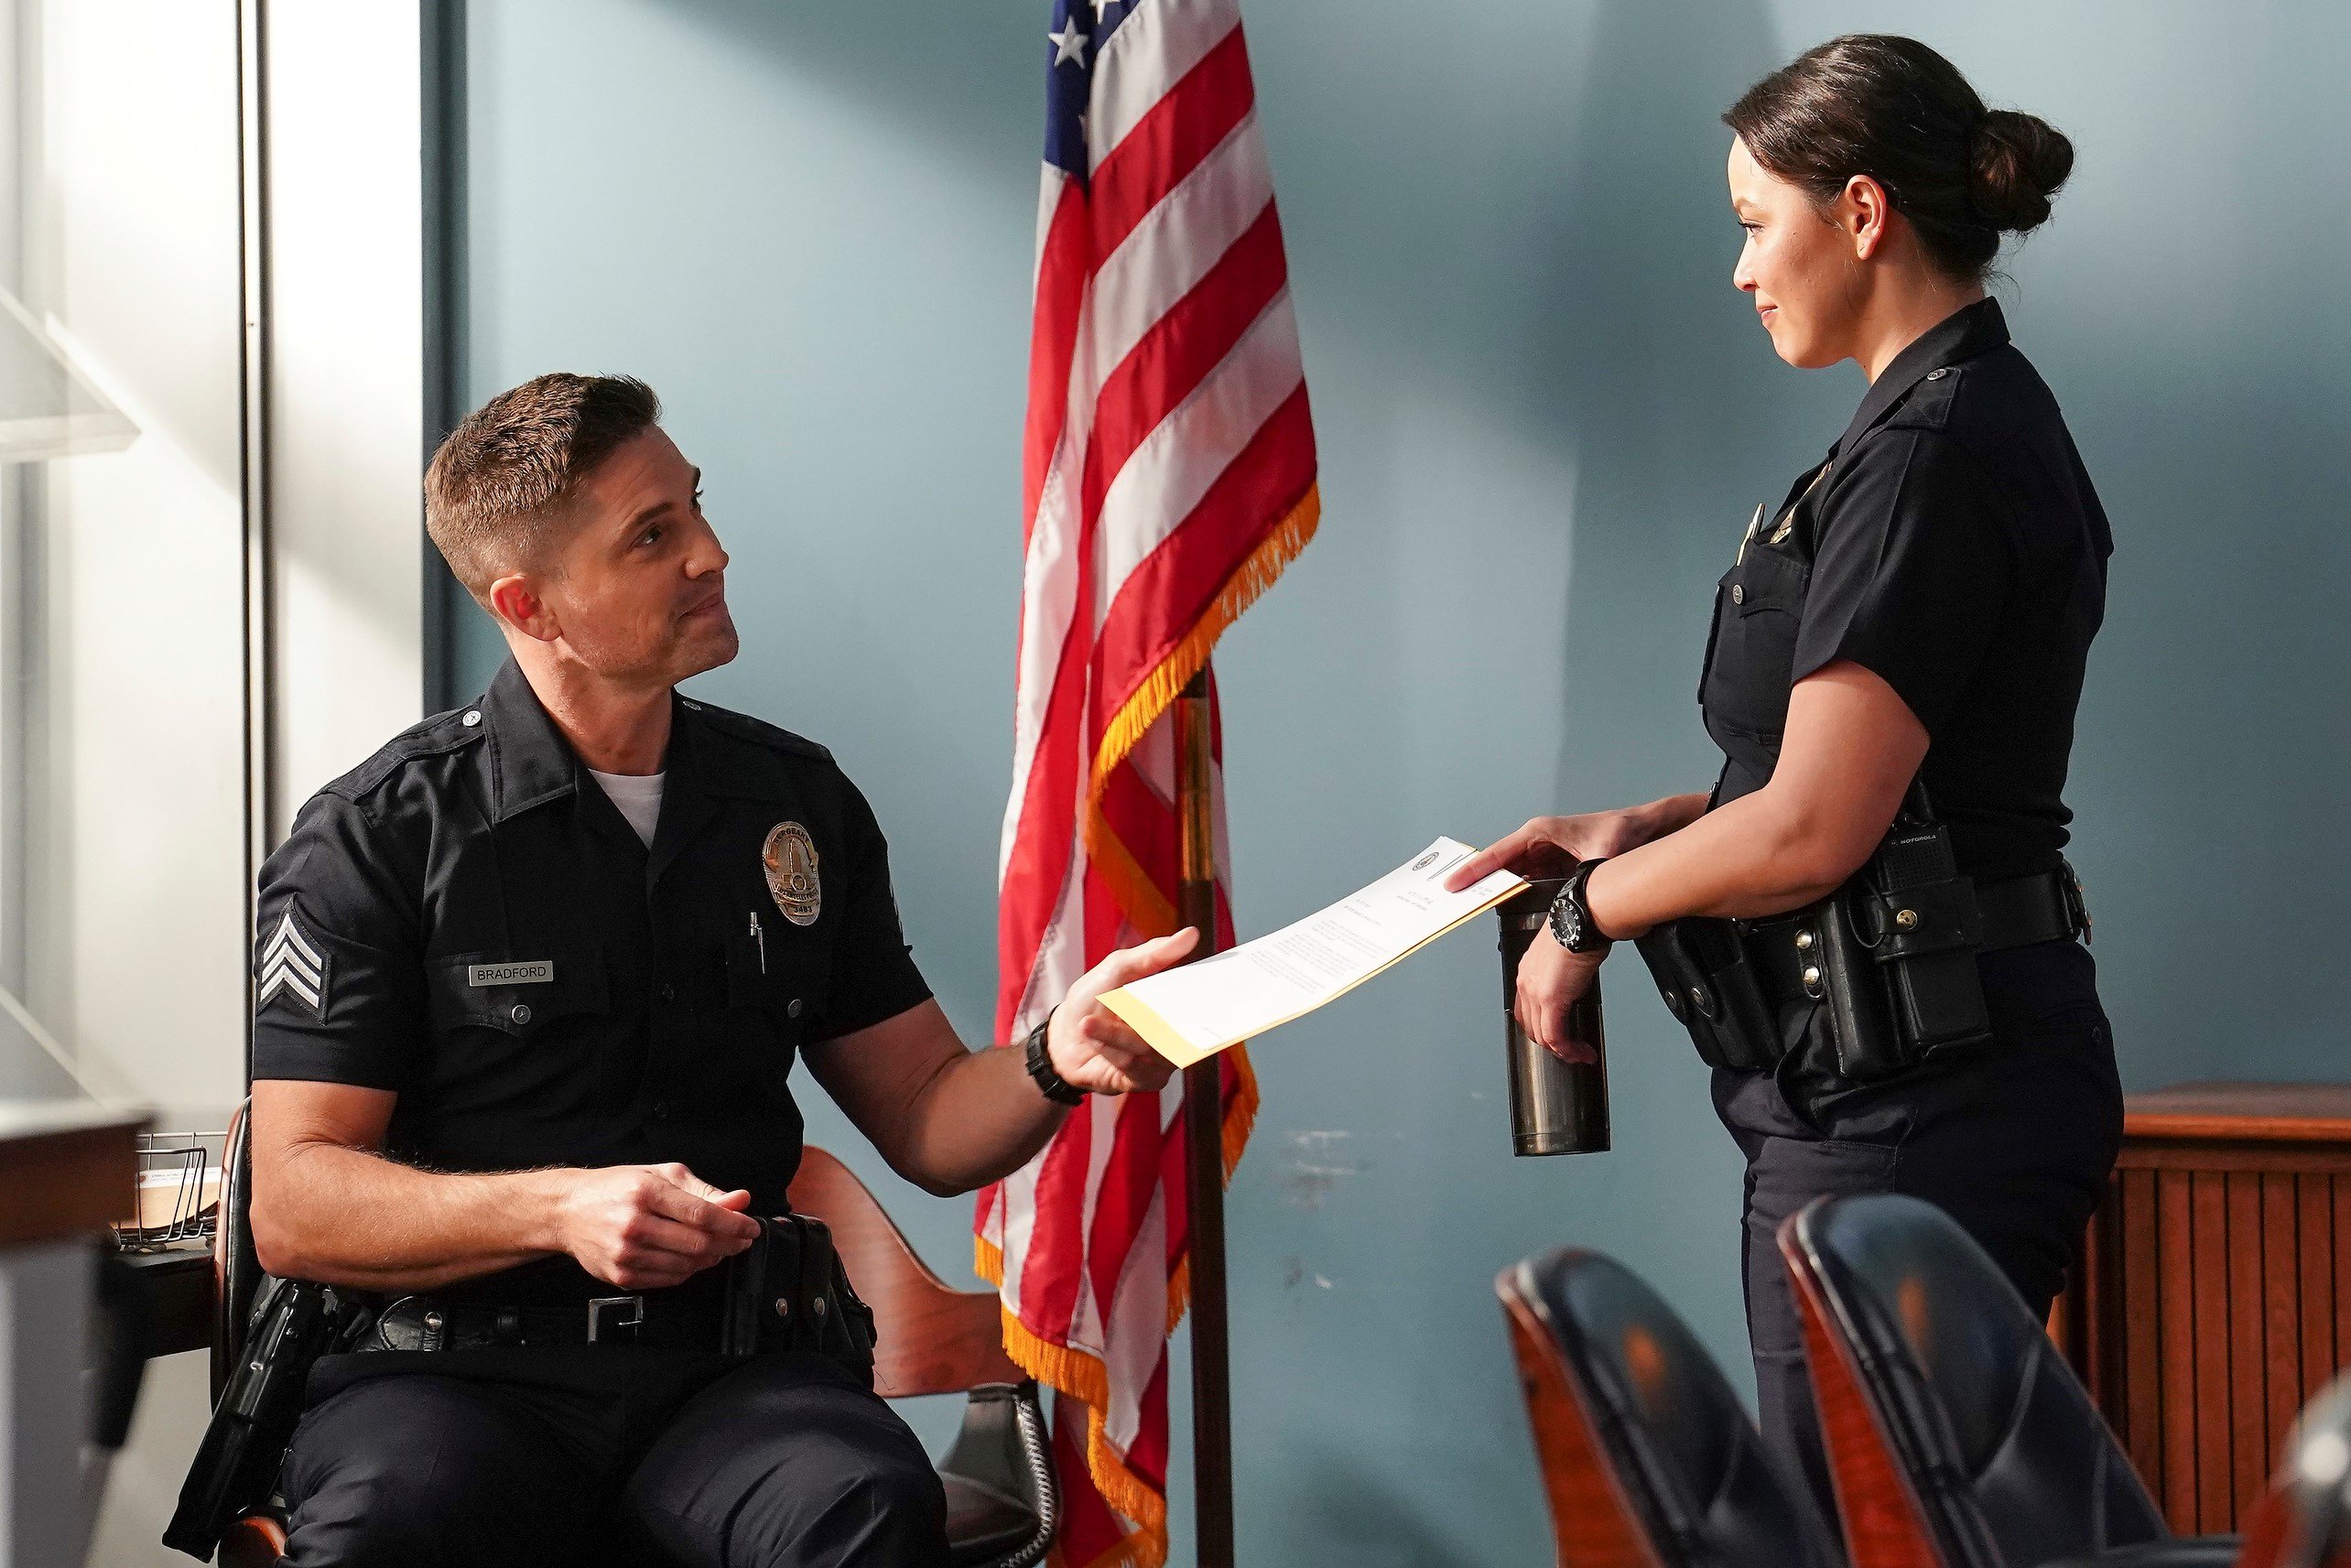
[278,1347,948,1568]
[1715,938,2125,1520]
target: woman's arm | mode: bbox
[1497,661,1925,1053]
[1585,660,1926,937]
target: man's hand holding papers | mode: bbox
[1044,928,1200,1094]
[1100,839,1530,1067]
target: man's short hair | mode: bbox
[424,373,662,604]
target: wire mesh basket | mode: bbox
[112,1130,223,1251]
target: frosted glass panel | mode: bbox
[0,283,135,463]
[0,0,245,1127]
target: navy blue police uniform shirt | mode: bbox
[251,658,933,1308]
[1699,298,2112,881]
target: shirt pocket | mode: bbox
[1701,548,1811,741]
[719,923,834,1101]
[427,948,610,1042]
[724,923,833,1027]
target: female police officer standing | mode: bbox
[1449,35,2114,1504]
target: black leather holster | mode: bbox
[163,1278,375,1560]
[1639,795,2086,1085]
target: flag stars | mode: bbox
[1050,18,1088,67]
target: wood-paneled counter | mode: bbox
[2056,1082,2351,1535]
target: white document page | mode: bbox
[1101,838,1529,1068]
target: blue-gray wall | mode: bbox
[459,2,2351,1560]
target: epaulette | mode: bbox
[1885,361,1967,434]
[686,698,835,764]
[320,705,487,802]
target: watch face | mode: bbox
[1550,892,1583,950]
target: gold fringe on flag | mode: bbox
[1079,482,1321,930]
[973,1047,1256,1558]
[988,478,1316,1566]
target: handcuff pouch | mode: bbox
[720,1215,879,1387]
[1635,916,1779,1072]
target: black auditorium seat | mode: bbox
[1781,1192,2240,1568]
[1498,1245,1839,1568]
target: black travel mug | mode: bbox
[1497,880,1610,1156]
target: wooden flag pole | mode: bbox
[1175,666,1236,1567]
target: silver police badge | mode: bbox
[763,821,821,926]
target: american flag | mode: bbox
[973,0,1317,1560]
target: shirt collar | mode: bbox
[1833,297,2010,460]
[480,658,774,824]
[481,658,581,822]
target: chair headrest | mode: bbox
[1789,1193,2167,1565]
[1791,1194,2045,1467]
[1520,1247,1836,1566]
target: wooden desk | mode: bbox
[0,1098,144,1247]
[2056,1082,2351,1536]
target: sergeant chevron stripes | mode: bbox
[258,911,328,1016]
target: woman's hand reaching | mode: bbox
[1446,795,1709,1060]
[1443,796,1707,892]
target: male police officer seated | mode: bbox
[247,373,1193,1568]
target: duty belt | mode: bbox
[367,1294,748,1352]
[358,1214,874,1375]
[1743,863,2087,1006]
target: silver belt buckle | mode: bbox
[587,1295,644,1345]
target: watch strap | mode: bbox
[1024,1011,1086,1106]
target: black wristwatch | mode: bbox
[1548,859,1613,955]
[1024,1011,1086,1106]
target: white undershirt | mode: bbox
[588,768,665,849]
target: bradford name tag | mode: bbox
[468,960,554,987]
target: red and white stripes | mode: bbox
[979,0,1317,1561]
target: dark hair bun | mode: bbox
[1970,109,2074,232]
[1728,37,2074,278]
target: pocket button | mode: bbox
[510,1003,532,1026]
[787,998,804,1020]
[1731,584,1746,605]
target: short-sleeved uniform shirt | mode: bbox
[1699,298,2112,881]
[252,659,932,1308]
